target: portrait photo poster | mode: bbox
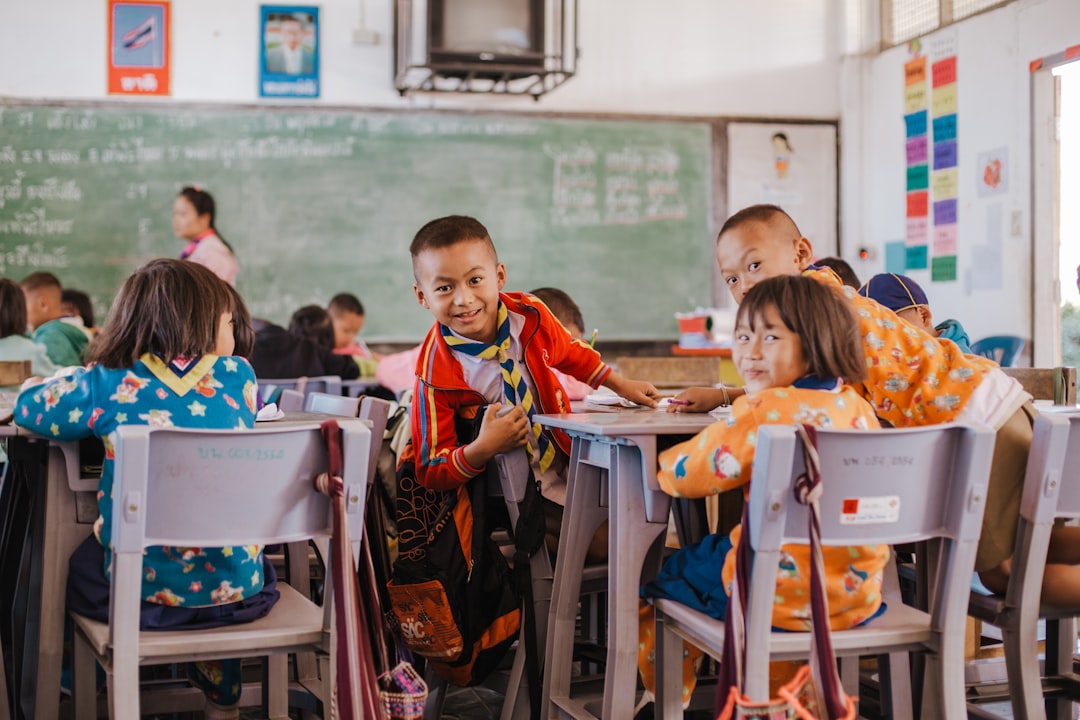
[107,0,170,96]
[259,5,320,98]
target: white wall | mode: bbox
[841,0,1080,347]
[0,0,842,118]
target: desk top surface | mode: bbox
[538,408,721,435]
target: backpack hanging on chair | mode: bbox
[386,405,546,688]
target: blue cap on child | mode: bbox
[858,273,929,313]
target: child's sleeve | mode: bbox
[410,378,482,491]
[14,368,96,441]
[656,405,758,499]
[535,306,611,389]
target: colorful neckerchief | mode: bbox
[440,301,555,473]
[179,229,214,260]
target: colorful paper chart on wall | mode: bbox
[726,122,839,257]
[903,35,958,282]
[259,4,320,98]
[107,0,170,96]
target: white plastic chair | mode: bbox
[303,390,361,417]
[972,414,1080,716]
[259,376,343,405]
[651,423,996,720]
[69,420,372,719]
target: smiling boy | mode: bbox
[408,215,659,506]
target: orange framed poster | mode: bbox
[107,0,170,96]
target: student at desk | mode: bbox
[0,278,58,387]
[15,259,267,720]
[404,215,659,555]
[638,274,886,706]
[675,204,1080,609]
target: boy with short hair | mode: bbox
[679,203,1080,603]
[20,271,89,367]
[327,292,380,376]
[409,215,659,505]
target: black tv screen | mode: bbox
[428,0,544,71]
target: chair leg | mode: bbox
[883,652,913,720]
[654,608,686,720]
[1002,617,1044,719]
[72,632,98,720]
[265,655,289,720]
[109,646,140,720]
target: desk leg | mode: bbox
[34,444,88,720]
[602,443,667,720]
[544,439,608,719]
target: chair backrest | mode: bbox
[1000,367,1077,405]
[997,412,1071,612]
[278,388,305,413]
[110,420,371,554]
[0,359,31,386]
[971,335,1025,367]
[304,391,361,417]
[259,376,344,401]
[358,396,393,485]
[1047,413,1080,519]
[744,423,995,643]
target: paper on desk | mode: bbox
[256,402,285,422]
[585,391,639,408]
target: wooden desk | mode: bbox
[537,409,719,720]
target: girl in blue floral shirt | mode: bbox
[16,259,270,719]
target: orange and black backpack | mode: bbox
[386,406,546,690]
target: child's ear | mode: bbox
[496,262,507,291]
[793,236,814,269]
[413,284,429,309]
[918,306,934,329]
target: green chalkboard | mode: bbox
[0,103,714,340]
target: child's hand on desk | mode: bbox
[666,386,729,413]
[603,374,661,408]
[465,403,530,467]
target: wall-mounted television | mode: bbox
[427,0,545,73]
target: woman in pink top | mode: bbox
[174,186,239,286]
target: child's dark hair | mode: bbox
[0,278,28,338]
[226,285,255,358]
[328,292,365,317]
[177,185,233,252]
[717,204,801,241]
[814,257,861,289]
[61,288,95,328]
[289,305,335,351]
[20,271,63,293]
[736,275,866,384]
[530,287,584,333]
[410,215,496,261]
[88,259,234,369]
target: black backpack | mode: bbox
[386,406,546,689]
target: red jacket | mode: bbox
[410,291,611,491]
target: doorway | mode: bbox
[1058,61,1080,366]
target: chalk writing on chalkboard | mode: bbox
[0,104,714,340]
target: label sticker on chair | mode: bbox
[840,496,900,524]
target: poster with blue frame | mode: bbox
[259,5,319,98]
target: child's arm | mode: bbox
[14,367,95,441]
[411,381,528,491]
[666,385,746,413]
[601,372,660,408]
[656,406,756,498]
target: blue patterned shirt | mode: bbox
[15,353,262,607]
